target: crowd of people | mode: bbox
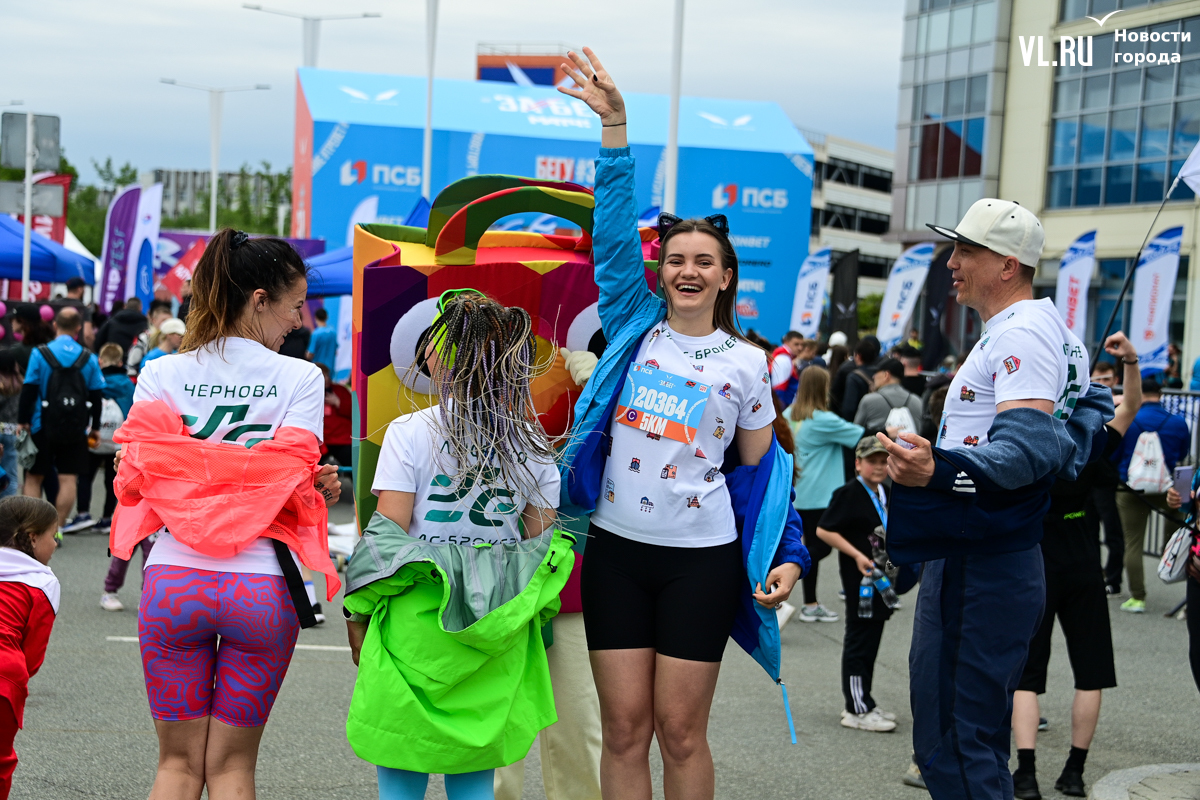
[0,45,1198,800]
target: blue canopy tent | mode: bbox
[305,245,353,297]
[0,215,94,284]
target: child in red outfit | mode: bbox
[0,496,60,800]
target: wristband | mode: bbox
[602,122,627,128]
[1123,358,1139,365]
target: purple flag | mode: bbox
[99,186,140,313]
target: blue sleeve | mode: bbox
[593,147,659,341]
[771,503,811,575]
[85,355,105,391]
[25,350,46,391]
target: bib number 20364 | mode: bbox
[615,363,709,443]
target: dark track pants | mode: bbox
[910,548,1045,800]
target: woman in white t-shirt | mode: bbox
[129,228,341,800]
[345,291,559,800]
[559,50,805,799]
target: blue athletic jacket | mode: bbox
[888,384,1113,563]
[560,148,809,703]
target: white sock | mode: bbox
[304,580,317,605]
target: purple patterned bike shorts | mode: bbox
[138,565,300,727]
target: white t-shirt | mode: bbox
[591,322,775,547]
[769,350,794,392]
[372,403,561,546]
[139,337,325,575]
[938,298,1089,450]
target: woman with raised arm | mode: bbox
[557,49,809,800]
[110,229,342,800]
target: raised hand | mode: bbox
[1103,331,1136,363]
[557,47,625,125]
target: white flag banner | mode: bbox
[876,242,935,352]
[1130,226,1183,371]
[129,183,163,309]
[1054,230,1096,340]
[1174,139,1200,196]
[789,247,831,339]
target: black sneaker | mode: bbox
[1037,717,1049,731]
[1013,769,1041,800]
[1055,767,1085,797]
[311,602,326,625]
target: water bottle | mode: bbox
[872,568,901,609]
[857,575,874,619]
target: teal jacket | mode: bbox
[790,411,864,510]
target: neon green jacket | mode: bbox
[343,511,575,773]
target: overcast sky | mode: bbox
[3,0,904,185]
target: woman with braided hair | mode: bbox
[343,290,570,800]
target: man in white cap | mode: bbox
[877,200,1111,800]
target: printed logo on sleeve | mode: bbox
[713,426,726,440]
[751,401,762,413]
[959,386,976,402]
[1003,356,1021,374]
[762,372,769,384]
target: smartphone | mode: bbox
[1173,465,1194,499]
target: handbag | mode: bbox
[1157,526,1197,584]
[16,428,37,471]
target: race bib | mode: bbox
[616,363,710,443]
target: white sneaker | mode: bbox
[840,708,897,732]
[798,603,840,623]
[875,707,898,721]
[776,601,796,631]
[100,593,124,612]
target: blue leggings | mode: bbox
[377,767,495,800]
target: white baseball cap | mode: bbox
[159,318,186,336]
[927,198,1044,268]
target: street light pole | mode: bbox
[242,5,382,68]
[423,0,438,201]
[22,110,33,301]
[664,0,685,215]
[161,80,270,233]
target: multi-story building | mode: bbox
[803,130,901,296]
[891,0,1200,376]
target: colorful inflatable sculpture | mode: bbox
[350,175,660,528]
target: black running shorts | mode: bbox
[1018,564,1117,694]
[581,522,744,663]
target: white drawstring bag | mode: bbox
[1127,429,1172,493]
[1157,527,1196,584]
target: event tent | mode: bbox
[292,67,814,338]
[305,245,352,297]
[0,215,94,284]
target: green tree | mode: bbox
[92,157,137,191]
[858,292,884,333]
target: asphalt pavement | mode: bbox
[8,487,1200,799]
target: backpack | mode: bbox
[1127,424,1173,494]
[877,389,918,439]
[90,398,125,455]
[37,345,91,447]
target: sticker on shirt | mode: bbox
[639,496,654,513]
[1003,356,1021,374]
[704,467,719,482]
[686,495,701,508]
[713,426,725,440]
[661,464,677,479]
[605,479,615,503]
[629,457,641,473]
[616,363,710,443]
[960,386,976,402]
[695,447,706,458]
[963,435,980,446]
[717,382,733,399]
[751,401,762,413]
